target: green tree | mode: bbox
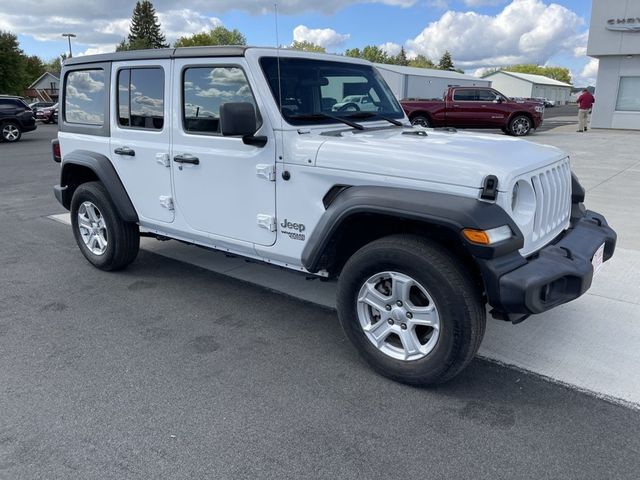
[344,47,362,58]
[408,55,435,69]
[118,1,168,51]
[391,47,409,66]
[0,31,27,95]
[23,55,46,83]
[174,26,246,48]
[44,53,68,73]
[437,50,455,71]
[290,40,325,53]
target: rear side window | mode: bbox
[182,66,258,135]
[65,69,106,125]
[452,89,476,101]
[117,67,164,130]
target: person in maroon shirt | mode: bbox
[577,89,595,132]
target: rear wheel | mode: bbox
[70,181,140,271]
[1,122,22,142]
[411,116,430,128]
[337,235,486,385]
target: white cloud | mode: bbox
[427,0,449,8]
[292,25,350,50]
[574,58,598,86]
[158,9,222,41]
[379,42,402,56]
[406,0,585,70]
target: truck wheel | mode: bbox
[1,122,22,142]
[70,181,140,271]
[337,234,485,385]
[411,116,430,128]
[508,115,532,136]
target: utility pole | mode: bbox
[62,33,76,58]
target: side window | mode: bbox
[182,66,258,135]
[117,67,164,130]
[477,89,497,101]
[452,89,476,101]
[65,69,105,125]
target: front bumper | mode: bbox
[478,210,616,321]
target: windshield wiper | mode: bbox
[343,111,404,127]
[288,112,364,130]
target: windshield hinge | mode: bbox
[257,214,276,231]
[159,195,174,210]
[256,164,276,181]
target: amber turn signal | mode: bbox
[462,229,491,245]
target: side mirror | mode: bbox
[219,102,267,147]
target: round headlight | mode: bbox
[510,180,536,224]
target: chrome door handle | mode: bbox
[173,154,200,165]
[114,147,135,156]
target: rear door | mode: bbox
[446,88,477,127]
[110,60,174,224]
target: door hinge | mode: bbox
[155,153,170,167]
[159,195,174,210]
[256,164,276,181]
[256,214,276,232]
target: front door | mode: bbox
[110,60,174,223]
[171,58,276,246]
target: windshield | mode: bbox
[260,57,404,126]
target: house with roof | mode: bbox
[25,72,60,103]
[481,70,573,105]
[374,64,491,100]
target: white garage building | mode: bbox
[588,0,640,130]
[482,71,573,105]
[375,64,491,100]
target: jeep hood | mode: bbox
[314,127,567,190]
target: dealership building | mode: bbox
[482,71,573,105]
[375,64,491,100]
[588,0,640,130]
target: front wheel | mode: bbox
[337,235,486,385]
[508,115,532,136]
[1,122,22,142]
[70,181,140,271]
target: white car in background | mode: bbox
[332,94,378,112]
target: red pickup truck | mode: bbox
[401,87,545,136]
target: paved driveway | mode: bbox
[1,124,639,479]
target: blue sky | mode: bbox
[5,0,595,83]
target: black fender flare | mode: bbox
[56,150,138,223]
[301,186,524,273]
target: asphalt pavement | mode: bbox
[1,124,639,479]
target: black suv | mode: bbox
[0,96,37,142]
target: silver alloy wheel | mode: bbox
[511,117,531,135]
[2,124,20,141]
[77,201,108,255]
[357,271,440,361]
[411,117,429,128]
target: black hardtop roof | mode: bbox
[63,45,251,66]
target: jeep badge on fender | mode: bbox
[53,47,616,386]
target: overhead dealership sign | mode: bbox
[606,18,640,32]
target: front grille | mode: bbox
[530,158,571,243]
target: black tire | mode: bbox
[337,234,486,385]
[1,121,22,142]
[411,115,430,128]
[508,115,532,136]
[70,181,140,271]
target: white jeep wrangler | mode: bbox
[53,47,616,385]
